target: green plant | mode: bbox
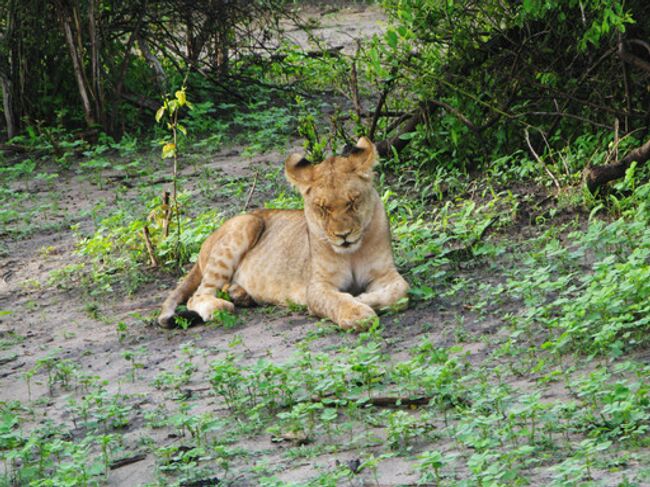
[417,450,450,484]
[156,86,192,269]
[122,346,148,382]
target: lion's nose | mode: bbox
[335,231,351,240]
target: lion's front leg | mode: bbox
[355,270,410,310]
[307,282,377,331]
[187,294,235,322]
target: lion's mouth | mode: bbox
[333,237,361,252]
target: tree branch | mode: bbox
[585,138,650,192]
[618,42,650,74]
[375,110,424,158]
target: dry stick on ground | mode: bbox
[524,128,561,189]
[142,226,159,268]
[365,396,431,408]
[309,394,430,408]
[585,137,650,192]
[109,453,147,470]
[243,170,259,211]
[308,394,470,409]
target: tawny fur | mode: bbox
[158,137,409,330]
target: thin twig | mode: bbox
[368,88,390,141]
[428,100,479,135]
[369,65,399,141]
[349,41,362,121]
[243,170,258,211]
[524,128,561,189]
[142,226,159,268]
[162,191,171,238]
[537,124,568,176]
[614,118,620,164]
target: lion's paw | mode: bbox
[338,302,377,331]
[187,295,235,322]
[157,311,175,329]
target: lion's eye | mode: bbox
[347,198,358,209]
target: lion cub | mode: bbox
[158,137,409,330]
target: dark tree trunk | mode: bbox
[0,72,16,139]
[136,32,167,94]
[585,138,650,192]
[0,0,18,139]
[55,0,97,128]
[88,0,105,128]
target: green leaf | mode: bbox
[386,29,398,49]
[177,124,187,136]
[175,90,186,106]
[155,106,165,123]
[161,143,176,159]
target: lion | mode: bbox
[157,137,409,330]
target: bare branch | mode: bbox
[524,128,561,189]
[585,137,650,192]
[618,42,650,74]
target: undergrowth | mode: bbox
[2,93,650,487]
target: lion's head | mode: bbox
[285,137,379,254]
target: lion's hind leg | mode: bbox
[187,214,264,322]
[226,283,256,307]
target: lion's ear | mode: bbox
[285,153,313,190]
[348,137,378,178]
